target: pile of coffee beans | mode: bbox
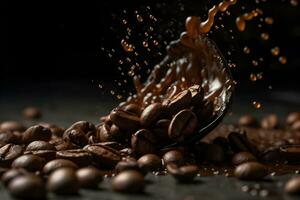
[1,104,300,198]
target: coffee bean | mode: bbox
[23,107,42,119]
[162,150,184,165]
[56,149,91,166]
[188,84,204,105]
[141,103,164,127]
[123,103,142,116]
[261,114,279,129]
[12,155,45,172]
[228,132,257,155]
[26,141,55,151]
[115,160,140,173]
[1,169,27,186]
[109,124,128,142]
[47,168,79,195]
[43,159,78,174]
[153,119,171,145]
[47,124,65,137]
[8,175,46,199]
[137,154,162,172]
[168,109,198,142]
[232,152,256,165]
[279,145,300,163]
[23,125,52,144]
[112,170,145,193]
[120,148,135,157]
[291,120,300,131]
[260,148,282,163]
[0,121,26,132]
[0,144,24,167]
[66,121,96,137]
[25,150,56,162]
[55,141,80,151]
[84,144,121,168]
[166,163,199,182]
[284,176,300,195]
[96,141,123,150]
[185,16,201,39]
[234,162,268,180]
[0,132,21,145]
[165,90,192,115]
[286,112,300,127]
[97,124,114,142]
[76,167,103,189]
[63,129,88,147]
[131,129,157,156]
[110,109,140,131]
[238,114,257,127]
[203,143,225,164]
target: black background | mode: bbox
[3,0,300,91]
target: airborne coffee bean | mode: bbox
[12,155,45,172]
[43,159,79,174]
[22,125,52,144]
[112,170,145,193]
[137,154,162,172]
[131,129,157,156]
[141,103,164,127]
[168,109,198,142]
[234,162,268,180]
[8,175,46,199]
[47,168,79,195]
[76,167,103,189]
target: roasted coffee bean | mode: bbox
[260,148,282,163]
[228,132,257,155]
[115,160,140,173]
[291,120,300,131]
[109,124,128,142]
[1,169,28,186]
[76,167,103,189]
[120,148,135,157]
[8,175,46,199]
[97,141,123,150]
[203,144,225,164]
[43,159,78,174]
[131,129,157,156]
[279,145,300,163]
[55,141,80,151]
[23,125,52,144]
[112,170,145,193]
[165,90,192,115]
[232,152,256,165]
[48,124,65,137]
[168,109,198,142]
[141,103,164,127]
[0,167,8,177]
[123,103,142,116]
[84,144,122,168]
[234,162,268,180]
[66,121,96,137]
[286,112,300,127]
[12,155,45,172]
[25,150,56,162]
[162,150,184,165]
[56,149,91,166]
[26,141,55,151]
[193,100,214,124]
[0,132,21,145]
[166,163,199,182]
[23,107,42,119]
[110,109,140,131]
[284,176,300,195]
[47,168,79,195]
[0,121,26,132]
[153,119,171,143]
[261,114,279,129]
[63,129,88,147]
[213,137,232,153]
[238,114,257,127]
[188,84,204,105]
[97,124,114,142]
[137,154,162,172]
[0,144,24,167]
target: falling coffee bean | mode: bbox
[112,170,145,193]
[234,162,268,180]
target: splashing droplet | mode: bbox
[143,41,149,47]
[261,33,269,40]
[279,56,287,64]
[250,73,257,81]
[136,14,143,22]
[253,101,262,109]
[265,17,274,25]
[270,47,280,56]
[243,46,250,54]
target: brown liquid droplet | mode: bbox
[236,9,263,32]
[253,101,262,109]
[252,60,258,66]
[261,33,269,40]
[250,73,257,81]
[279,56,287,64]
[153,40,159,46]
[137,14,143,22]
[143,41,149,47]
[264,17,274,25]
[121,39,134,52]
[243,46,250,54]
[122,20,128,25]
[271,47,280,56]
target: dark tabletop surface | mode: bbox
[1,81,300,200]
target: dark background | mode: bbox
[2,0,300,122]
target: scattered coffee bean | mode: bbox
[115,159,140,173]
[110,109,140,131]
[131,129,157,156]
[76,167,103,189]
[26,141,55,151]
[168,109,198,142]
[238,114,257,127]
[284,176,300,195]
[232,152,256,165]
[109,124,128,142]
[43,159,78,174]
[261,114,279,129]
[162,150,184,165]
[12,155,45,172]
[137,154,162,172]
[63,129,88,147]
[1,169,28,186]
[66,121,96,137]
[260,148,282,163]
[234,162,268,180]
[47,168,79,195]
[56,149,91,166]
[0,144,24,167]
[166,163,199,182]
[8,175,46,199]
[141,103,164,127]
[0,121,26,132]
[165,90,192,116]
[123,103,142,116]
[112,170,145,193]
[22,125,52,144]
[23,107,42,119]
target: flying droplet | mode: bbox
[261,33,269,40]
[137,14,143,22]
[243,46,250,54]
[143,41,149,47]
[270,47,280,56]
[122,19,127,25]
[265,17,274,25]
[250,73,257,81]
[253,101,262,109]
[153,40,159,46]
[279,56,287,64]
[252,60,259,66]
